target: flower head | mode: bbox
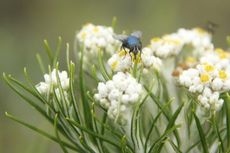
[178,48,230,111]
[108,47,162,72]
[149,35,183,58]
[36,69,69,95]
[94,72,143,125]
[76,23,120,55]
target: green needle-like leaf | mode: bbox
[193,112,209,153]
[5,112,82,152]
[54,114,69,153]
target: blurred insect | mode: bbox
[114,31,142,60]
[204,21,218,34]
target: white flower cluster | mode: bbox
[36,69,69,95]
[108,50,132,72]
[94,72,143,125]
[177,28,212,51]
[76,23,120,55]
[178,49,230,111]
[149,28,212,58]
[108,47,162,72]
[149,36,183,58]
[141,47,162,70]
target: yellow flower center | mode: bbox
[165,38,181,45]
[219,70,227,80]
[200,74,210,83]
[204,64,214,72]
[151,37,161,43]
[93,27,99,33]
[118,50,126,57]
[215,48,229,59]
[111,61,118,70]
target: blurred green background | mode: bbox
[1,0,230,152]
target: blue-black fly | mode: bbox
[114,31,142,60]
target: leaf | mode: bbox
[97,50,111,80]
[79,47,93,130]
[43,39,53,63]
[66,118,121,150]
[157,103,184,151]
[5,112,82,152]
[148,125,181,153]
[53,36,62,67]
[193,112,209,153]
[144,110,162,153]
[145,86,181,147]
[223,93,230,147]
[36,53,46,74]
[212,114,225,153]
[54,114,69,153]
[168,139,182,153]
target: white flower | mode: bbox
[36,69,69,95]
[198,88,224,111]
[108,50,132,72]
[149,36,183,58]
[177,28,212,51]
[108,47,162,72]
[141,47,162,70]
[76,23,120,55]
[36,82,49,95]
[94,72,143,125]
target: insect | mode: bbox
[114,31,142,60]
[204,21,218,34]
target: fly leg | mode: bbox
[121,46,128,59]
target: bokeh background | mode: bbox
[1,0,230,152]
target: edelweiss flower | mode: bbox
[141,47,162,70]
[36,69,69,95]
[76,23,120,55]
[108,47,162,72]
[177,27,212,51]
[178,49,230,111]
[107,50,132,72]
[200,48,230,70]
[94,72,143,125]
[149,35,183,58]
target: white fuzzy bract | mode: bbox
[94,72,143,125]
[76,23,120,55]
[36,69,69,95]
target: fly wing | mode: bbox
[131,31,142,38]
[113,34,128,42]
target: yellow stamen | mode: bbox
[215,48,229,59]
[151,37,161,43]
[200,74,210,83]
[219,70,227,80]
[204,64,214,72]
[118,50,126,57]
[93,27,99,33]
[111,61,118,70]
[165,38,181,45]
